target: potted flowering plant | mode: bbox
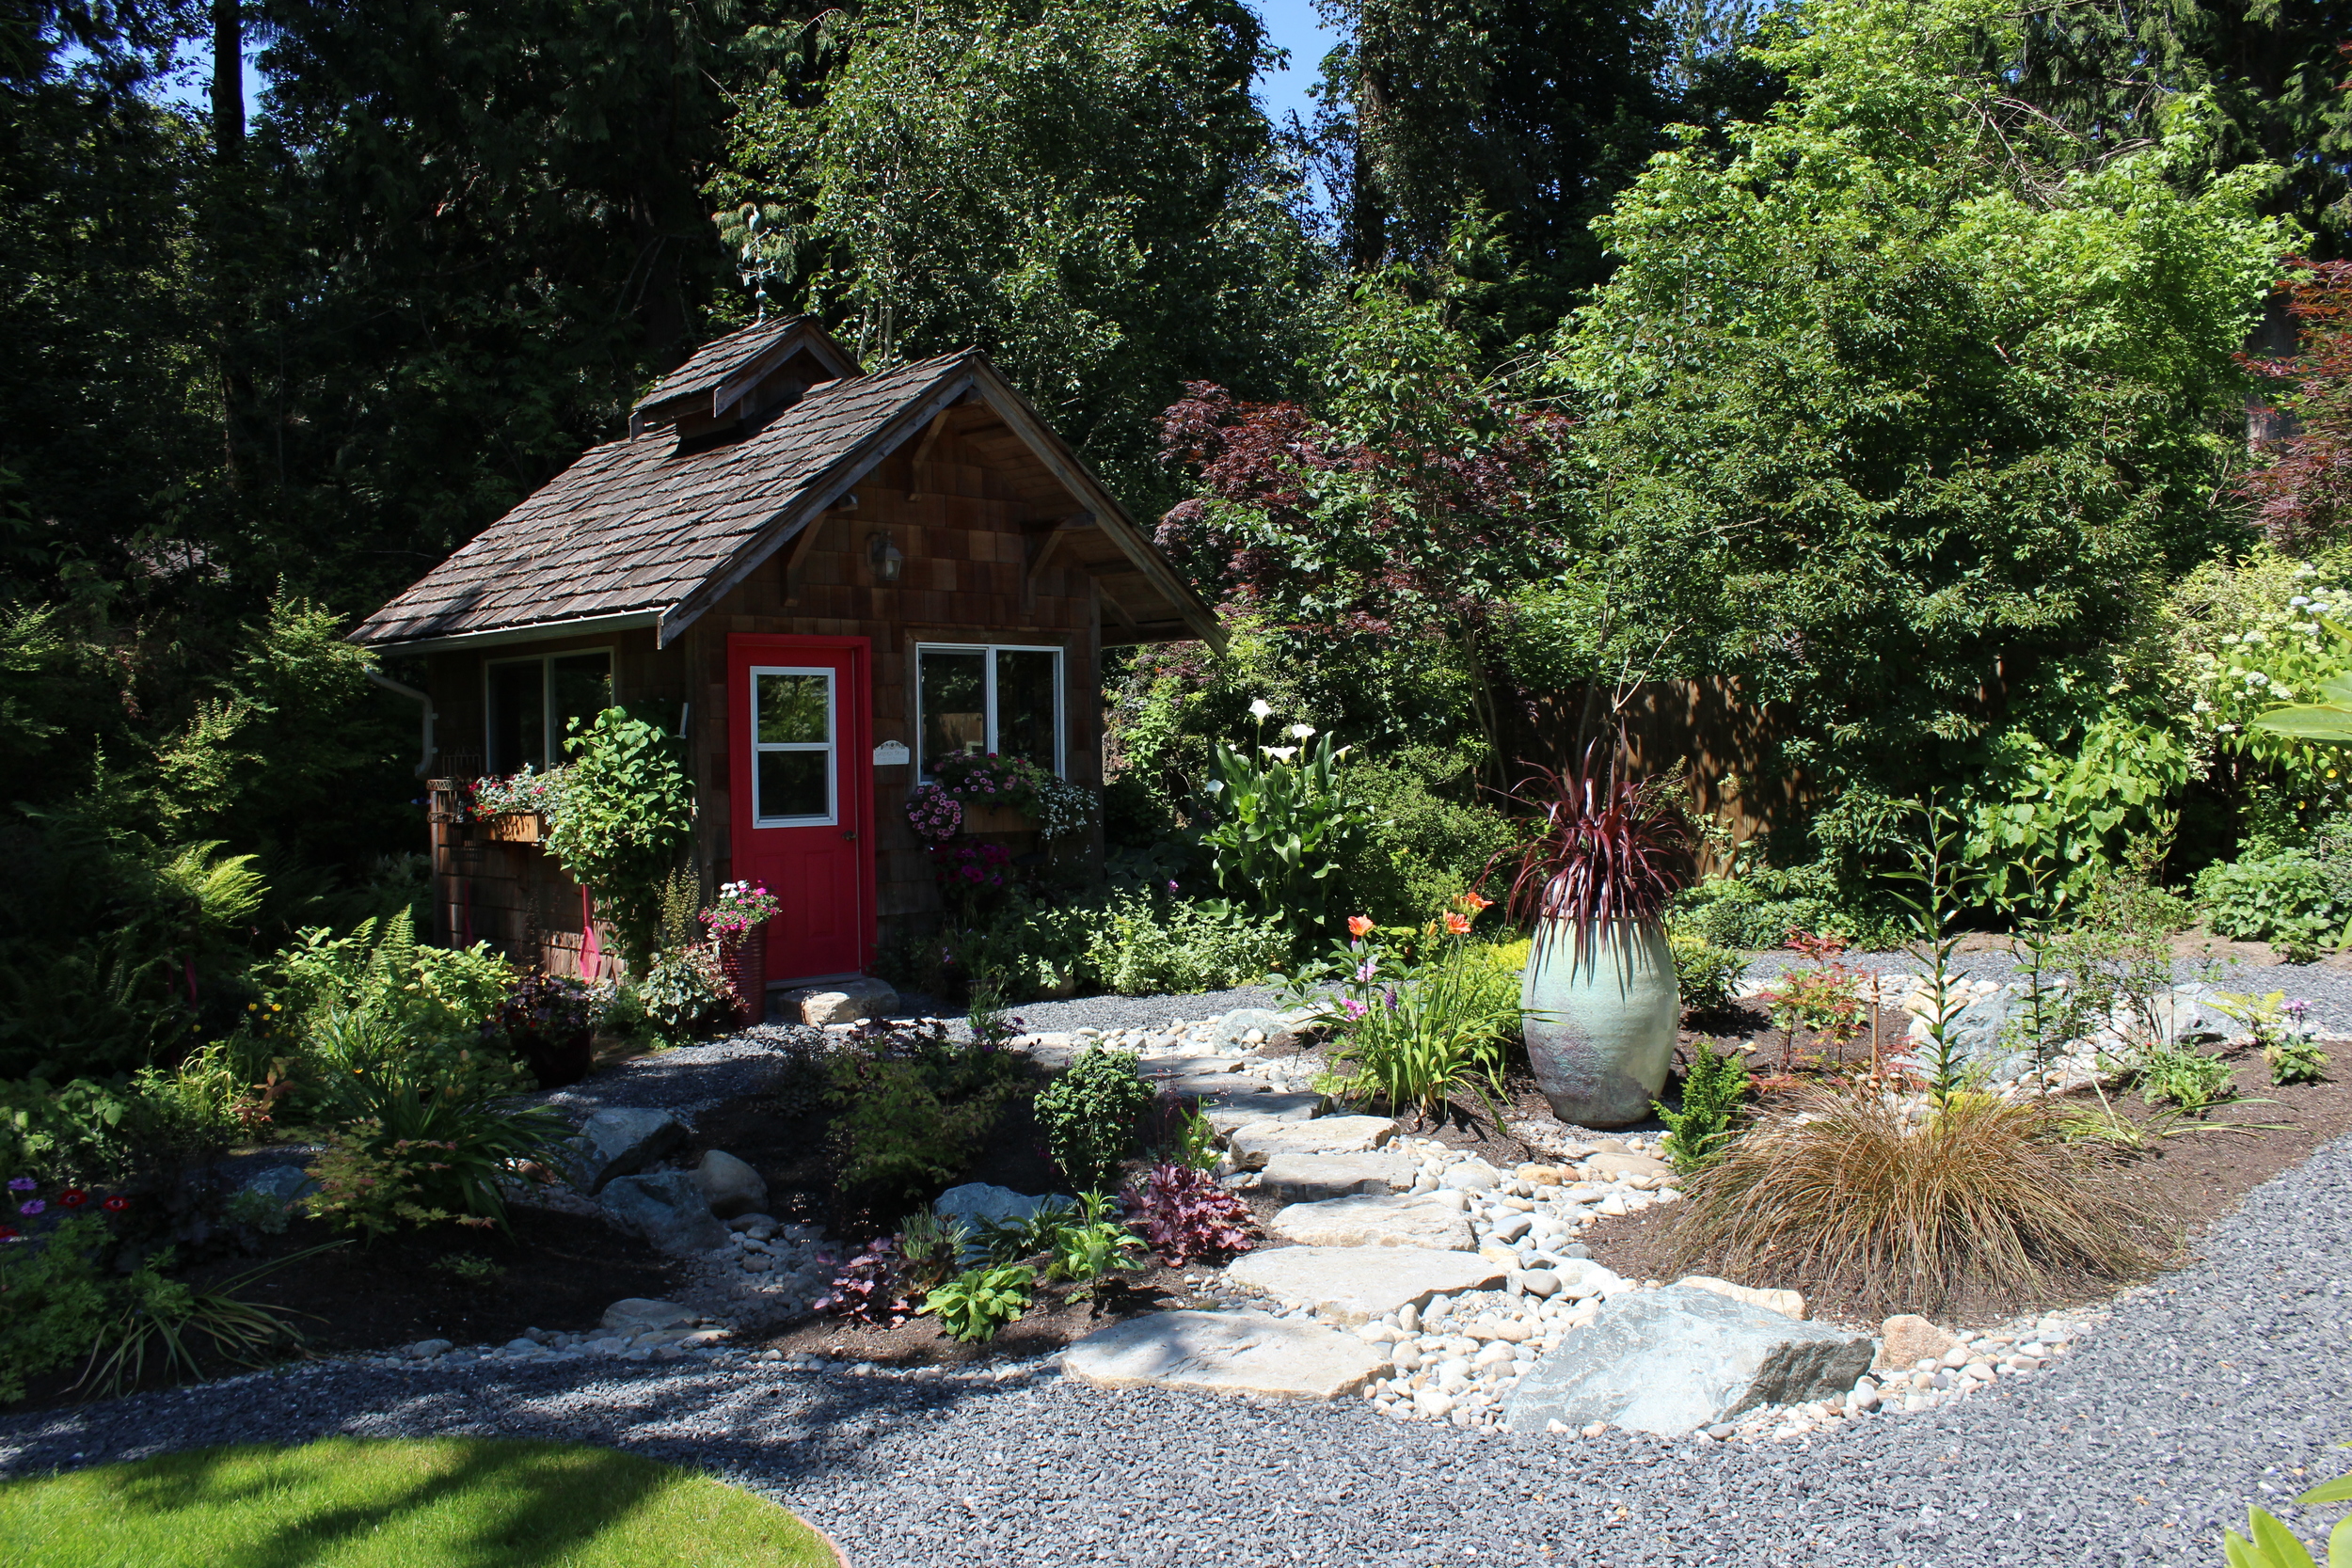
[499,970,598,1086]
[702,880,781,1026]
[469,767,564,844]
[923,752,1097,840]
[1488,742,1696,1128]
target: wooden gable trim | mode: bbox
[711,324,860,422]
[961,361,1226,652]
[654,367,980,647]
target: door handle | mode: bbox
[841,830,859,841]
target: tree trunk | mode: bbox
[212,0,243,163]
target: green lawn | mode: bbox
[0,1436,837,1567]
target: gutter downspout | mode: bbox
[366,668,436,777]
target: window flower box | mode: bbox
[482,812,546,845]
[959,803,1038,835]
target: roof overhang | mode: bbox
[358,610,660,657]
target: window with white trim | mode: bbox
[751,666,837,825]
[914,644,1063,779]
[485,650,612,774]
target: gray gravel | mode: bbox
[7,1128,2345,1565]
[895,983,1286,1038]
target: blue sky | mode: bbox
[1251,0,1338,131]
[160,4,1338,132]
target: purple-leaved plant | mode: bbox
[1121,1163,1254,1265]
[811,1237,914,1326]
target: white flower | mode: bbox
[2244,630,2268,644]
[1289,723,1316,739]
[2248,672,2271,685]
[2192,700,2212,714]
[2292,595,2312,608]
[2218,723,2240,733]
[1264,746,1299,762]
[2276,688,2297,701]
[1248,698,1274,721]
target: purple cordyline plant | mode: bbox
[1486,736,1696,942]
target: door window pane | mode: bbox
[756,750,830,820]
[752,668,834,824]
[758,673,830,744]
[918,649,987,776]
[550,653,612,755]
[485,661,545,775]
[994,649,1059,771]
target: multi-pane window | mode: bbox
[914,644,1063,778]
[752,667,836,825]
[485,651,612,774]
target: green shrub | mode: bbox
[1673,872,1905,952]
[1089,894,1289,995]
[1332,745,1519,925]
[302,1073,565,1235]
[918,1263,1035,1342]
[1654,1044,1751,1173]
[635,947,735,1044]
[1667,928,1746,1014]
[2195,850,2352,958]
[0,1212,112,1402]
[262,909,512,1051]
[1034,1047,1155,1189]
[825,1022,1023,1206]
[2134,1041,2236,1113]
[540,707,695,964]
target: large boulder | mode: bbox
[1209,1007,1302,1051]
[1224,1244,1505,1324]
[1502,1284,1874,1436]
[600,1170,730,1254]
[932,1183,1070,1229]
[570,1108,687,1195]
[1256,1150,1417,1203]
[693,1149,768,1219]
[1269,1194,1475,1251]
[1229,1116,1399,1169]
[780,977,898,1026]
[1061,1310,1386,1401]
[1676,1275,1806,1320]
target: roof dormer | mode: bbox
[628,317,864,443]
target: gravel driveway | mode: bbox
[5,1125,2345,1567]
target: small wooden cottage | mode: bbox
[352,319,1221,994]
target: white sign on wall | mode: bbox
[872,740,911,766]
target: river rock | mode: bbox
[1224,1244,1506,1324]
[1269,1194,1476,1251]
[600,1171,730,1254]
[693,1149,768,1219]
[1502,1284,1874,1436]
[1230,1116,1399,1168]
[241,1163,319,1205]
[1585,1151,1676,1181]
[1438,1157,1505,1192]
[1257,1150,1418,1203]
[1878,1314,1961,1371]
[1061,1310,1385,1400]
[569,1107,688,1195]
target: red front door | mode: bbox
[727,636,875,984]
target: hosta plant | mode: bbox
[919,1263,1035,1342]
[1122,1162,1254,1265]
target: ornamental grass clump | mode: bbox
[1664,1083,2179,1317]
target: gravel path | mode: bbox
[7,1130,2345,1566]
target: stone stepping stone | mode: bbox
[1200,1094,1324,1134]
[1146,1070,1268,1099]
[1137,1054,1251,1080]
[1500,1283,1872,1437]
[1060,1310,1387,1401]
[1257,1150,1417,1203]
[1229,1115,1399,1169]
[1268,1194,1474,1251]
[1224,1244,1506,1324]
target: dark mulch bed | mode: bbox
[1578,1046,2352,1330]
[6,1205,682,1414]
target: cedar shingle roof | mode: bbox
[632,316,816,416]
[352,353,973,649]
